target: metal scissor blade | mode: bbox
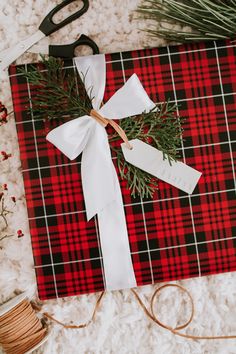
[0,47,12,61]
[27,37,50,55]
[28,46,49,55]
[0,30,45,71]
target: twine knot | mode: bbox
[90,109,133,150]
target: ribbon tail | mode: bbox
[82,123,137,290]
[97,165,137,291]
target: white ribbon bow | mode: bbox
[47,54,155,291]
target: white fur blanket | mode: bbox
[0,1,236,353]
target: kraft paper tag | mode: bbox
[121,139,202,194]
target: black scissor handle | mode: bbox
[49,34,99,58]
[39,0,89,36]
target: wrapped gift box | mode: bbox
[9,39,236,300]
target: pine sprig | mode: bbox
[19,55,92,121]
[111,102,184,197]
[117,151,159,198]
[138,0,236,43]
[20,57,184,198]
[123,102,183,162]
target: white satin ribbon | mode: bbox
[46,54,155,291]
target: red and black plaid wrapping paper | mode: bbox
[9,39,236,300]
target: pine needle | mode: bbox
[19,55,92,121]
[138,0,236,42]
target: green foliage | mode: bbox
[111,102,184,197]
[21,57,184,198]
[138,0,236,42]
[19,55,92,121]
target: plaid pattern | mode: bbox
[9,39,236,300]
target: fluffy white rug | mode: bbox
[0,1,236,353]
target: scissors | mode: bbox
[0,0,99,71]
[27,34,99,58]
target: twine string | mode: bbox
[90,109,133,150]
[1,284,236,354]
[43,291,105,329]
[131,284,236,340]
[0,299,47,354]
[43,284,236,340]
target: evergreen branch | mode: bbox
[138,0,236,42]
[1,197,8,228]
[0,234,14,242]
[111,101,184,197]
[19,55,92,121]
[20,57,184,198]
[117,150,159,198]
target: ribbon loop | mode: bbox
[46,115,94,161]
[98,74,156,119]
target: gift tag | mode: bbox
[121,139,202,194]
